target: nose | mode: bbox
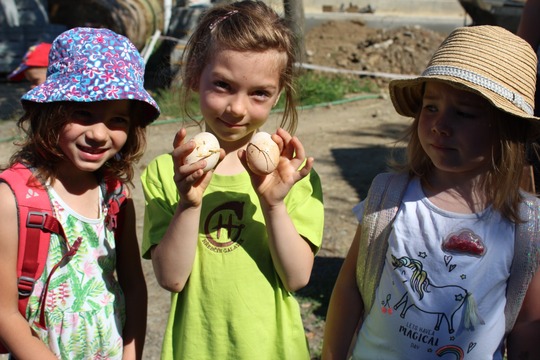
[86,122,109,143]
[226,94,247,118]
[431,111,452,136]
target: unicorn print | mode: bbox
[391,255,483,334]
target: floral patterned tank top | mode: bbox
[26,185,126,359]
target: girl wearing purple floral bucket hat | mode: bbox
[0,27,159,359]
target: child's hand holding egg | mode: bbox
[246,132,280,175]
[185,132,221,172]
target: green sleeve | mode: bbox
[285,168,324,253]
[140,153,178,259]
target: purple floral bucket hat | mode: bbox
[21,27,160,125]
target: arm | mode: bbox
[239,128,316,292]
[260,198,315,292]
[322,224,365,360]
[149,128,223,292]
[115,193,148,360]
[0,183,57,359]
[506,268,540,360]
[517,0,540,49]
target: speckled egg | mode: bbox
[246,132,280,175]
[185,132,220,172]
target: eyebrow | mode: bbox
[211,71,280,92]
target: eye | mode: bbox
[214,80,230,91]
[456,111,471,118]
[71,109,93,123]
[109,116,130,129]
[112,116,129,124]
[455,108,478,119]
[422,104,437,113]
[252,89,272,101]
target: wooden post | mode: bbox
[283,0,306,64]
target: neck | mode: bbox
[421,171,490,214]
[54,162,100,195]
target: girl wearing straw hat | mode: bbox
[0,27,160,359]
[323,25,540,359]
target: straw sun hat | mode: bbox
[389,25,540,121]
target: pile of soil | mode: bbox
[304,20,447,85]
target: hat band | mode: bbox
[422,65,533,116]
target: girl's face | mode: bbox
[58,100,130,174]
[418,81,499,177]
[197,48,285,151]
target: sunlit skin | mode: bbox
[51,100,131,219]
[419,81,498,185]
[24,67,47,88]
[197,49,285,155]
[57,100,130,179]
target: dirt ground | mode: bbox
[0,19,449,359]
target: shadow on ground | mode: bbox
[297,255,345,318]
[298,144,406,318]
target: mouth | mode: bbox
[218,117,242,128]
[431,143,453,151]
[78,145,107,155]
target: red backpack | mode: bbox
[0,163,127,354]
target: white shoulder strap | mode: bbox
[356,172,409,315]
[505,194,540,335]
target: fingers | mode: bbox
[172,128,187,149]
[265,129,314,180]
[172,128,209,187]
[275,128,293,159]
[298,157,314,177]
[274,128,307,162]
[282,133,314,180]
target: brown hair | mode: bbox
[8,101,148,186]
[179,0,299,134]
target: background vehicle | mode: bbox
[458,0,525,32]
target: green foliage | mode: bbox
[151,71,378,121]
[290,71,377,107]
[151,86,198,120]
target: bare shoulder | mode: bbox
[0,182,17,221]
[0,182,19,263]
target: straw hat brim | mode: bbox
[389,26,540,123]
[389,75,540,122]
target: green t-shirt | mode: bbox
[141,153,324,360]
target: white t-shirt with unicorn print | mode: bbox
[352,177,513,360]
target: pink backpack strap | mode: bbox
[0,163,69,329]
[102,177,127,239]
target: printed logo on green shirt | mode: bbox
[202,201,246,253]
